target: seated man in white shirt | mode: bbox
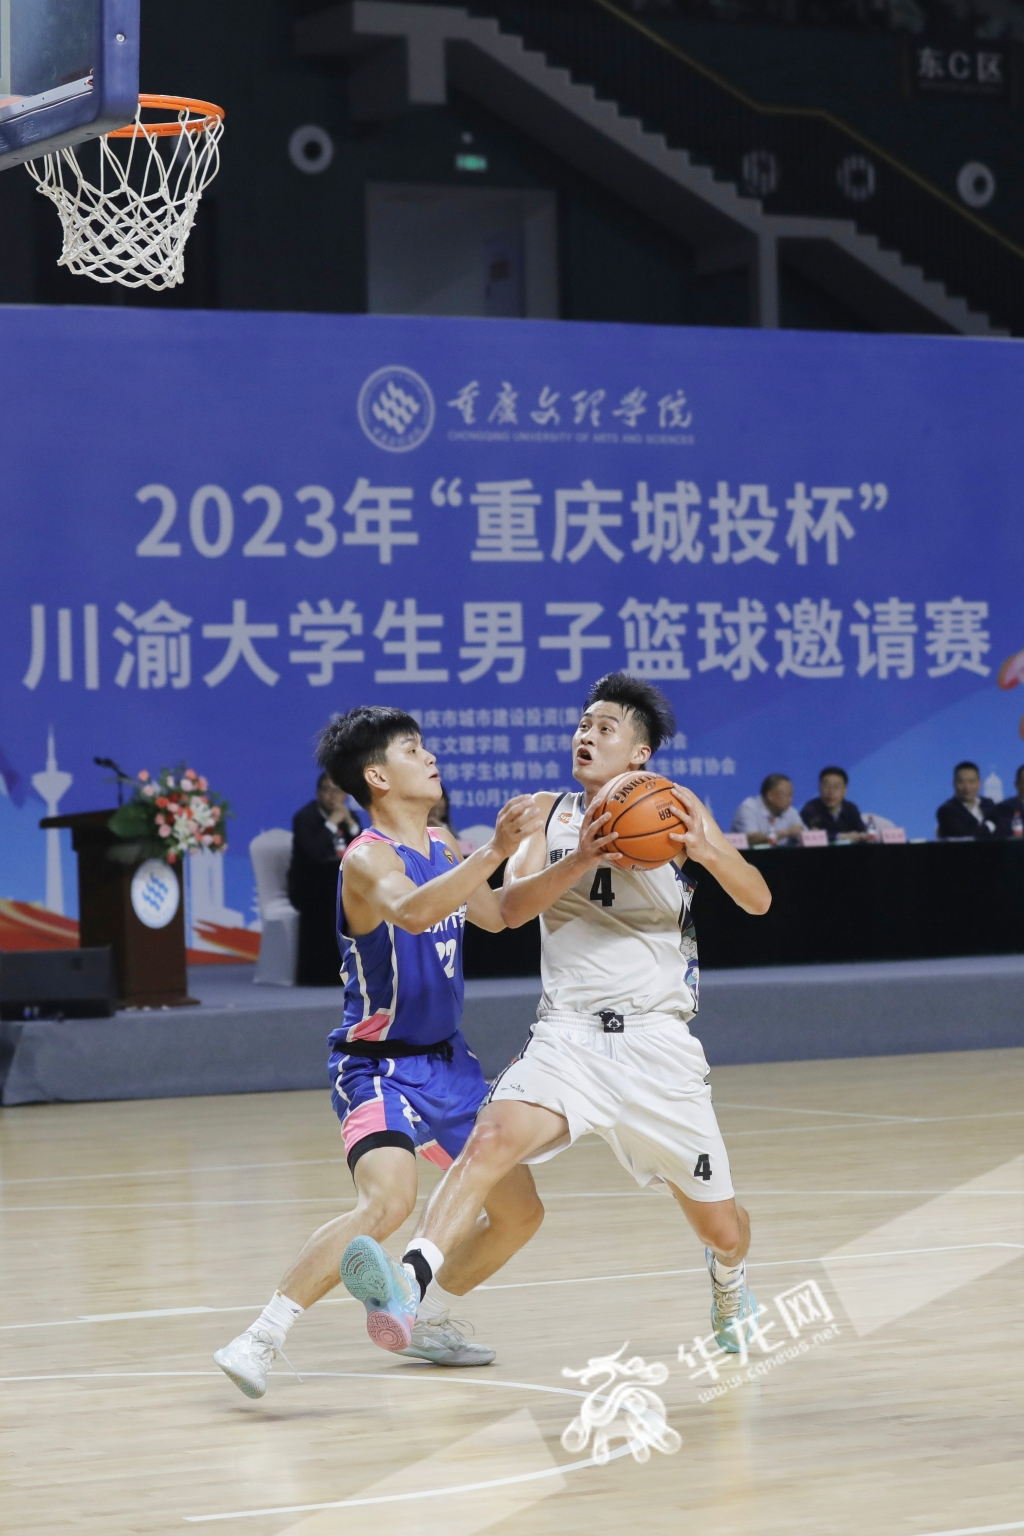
[731,774,806,846]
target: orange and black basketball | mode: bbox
[591,771,681,869]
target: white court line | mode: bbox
[716,1101,922,1122]
[0,1300,356,1332]
[0,1370,589,1400]
[3,1244,1020,1331]
[1,1106,1018,1190]
[0,1363,1018,1529]
[1,1107,1018,1191]
[184,1445,635,1524]
[724,1118,1024,1142]
[0,1198,362,1213]
[0,1137,898,1204]
[0,1370,248,1383]
[476,1244,1024,1292]
[1,1189,1011,1218]
[867,1109,1024,1125]
[823,1155,1023,1335]
[725,1122,903,1139]
[0,1158,348,1187]
[910,1523,1024,1536]
[0,1190,657,1215]
[817,1243,1024,1263]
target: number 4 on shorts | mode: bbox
[693,1153,712,1181]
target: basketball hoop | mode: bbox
[26,95,225,291]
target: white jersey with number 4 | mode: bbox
[539,791,699,1025]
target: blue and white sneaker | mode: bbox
[340,1236,418,1353]
[706,1247,758,1353]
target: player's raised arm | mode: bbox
[432,825,516,935]
[344,795,544,936]
[668,785,771,916]
[500,793,623,929]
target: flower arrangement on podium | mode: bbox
[107,765,231,865]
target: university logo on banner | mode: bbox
[358,365,435,453]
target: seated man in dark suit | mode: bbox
[288,773,361,985]
[936,760,998,840]
[800,766,867,843]
[996,764,1024,838]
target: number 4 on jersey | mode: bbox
[589,869,614,908]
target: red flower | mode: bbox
[156,796,168,809]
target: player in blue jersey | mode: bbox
[214,706,544,1398]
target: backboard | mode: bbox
[0,0,138,173]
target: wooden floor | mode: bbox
[1,1048,1022,1536]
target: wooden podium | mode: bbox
[39,810,196,1009]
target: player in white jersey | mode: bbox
[342,673,772,1355]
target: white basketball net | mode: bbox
[26,98,224,291]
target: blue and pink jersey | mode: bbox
[327,827,467,1053]
[325,825,486,1172]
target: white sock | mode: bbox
[711,1256,745,1289]
[417,1279,461,1324]
[253,1291,304,1350]
[402,1238,447,1297]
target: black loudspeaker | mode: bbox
[0,947,117,1020]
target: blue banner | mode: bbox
[2,308,1023,932]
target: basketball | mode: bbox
[591,771,682,869]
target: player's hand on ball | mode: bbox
[577,800,623,869]
[491,794,546,858]
[667,785,713,862]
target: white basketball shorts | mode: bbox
[488,1012,734,1202]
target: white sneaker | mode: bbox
[214,1328,279,1399]
[400,1316,496,1367]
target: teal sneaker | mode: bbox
[706,1247,758,1354]
[340,1236,418,1353]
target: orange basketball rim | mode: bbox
[108,94,225,137]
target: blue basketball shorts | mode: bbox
[328,1030,489,1172]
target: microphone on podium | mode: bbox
[94,756,133,807]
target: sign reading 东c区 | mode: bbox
[908,40,1010,97]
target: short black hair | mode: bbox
[316,770,334,790]
[954,760,980,777]
[1016,764,1024,786]
[760,773,792,798]
[819,766,848,785]
[583,671,675,754]
[316,707,421,808]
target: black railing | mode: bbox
[404,0,1024,332]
